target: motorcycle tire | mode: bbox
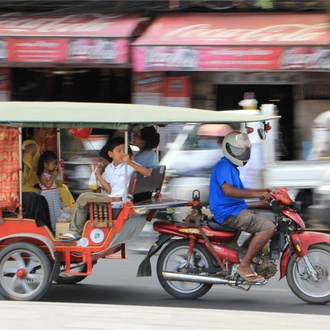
[157,239,213,300]
[286,243,330,304]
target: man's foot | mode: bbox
[236,266,264,283]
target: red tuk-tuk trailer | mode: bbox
[0,101,278,301]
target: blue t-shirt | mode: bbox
[209,157,247,224]
[134,150,158,168]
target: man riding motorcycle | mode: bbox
[209,131,275,283]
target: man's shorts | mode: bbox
[223,209,275,235]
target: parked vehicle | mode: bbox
[138,187,330,304]
[0,101,278,301]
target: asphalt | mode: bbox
[0,301,329,329]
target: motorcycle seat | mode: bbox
[207,218,237,232]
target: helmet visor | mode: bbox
[226,144,251,161]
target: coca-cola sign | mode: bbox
[0,13,140,37]
[132,46,281,71]
[162,23,330,44]
[280,48,330,70]
[144,47,198,70]
[68,39,117,63]
[0,39,7,61]
[135,13,330,46]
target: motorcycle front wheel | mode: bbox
[286,243,330,304]
[157,239,213,299]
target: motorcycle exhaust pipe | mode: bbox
[162,271,237,285]
[162,271,267,286]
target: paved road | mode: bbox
[41,250,329,315]
[0,246,329,329]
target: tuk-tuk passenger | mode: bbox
[59,137,151,241]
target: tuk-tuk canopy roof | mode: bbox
[1,102,280,129]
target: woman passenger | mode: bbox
[132,126,160,168]
[22,128,52,230]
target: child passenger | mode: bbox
[37,150,63,231]
[59,137,151,241]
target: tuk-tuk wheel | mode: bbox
[55,263,88,285]
[0,242,52,301]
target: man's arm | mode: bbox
[222,183,270,200]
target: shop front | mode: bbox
[131,12,330,161]
[0,13,144,103]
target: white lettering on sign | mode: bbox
[68,39,116,61]
[145,47,198,69]
[280,48,330,69]
[0,40,7,60]
[0,13,122,33]
[162,23,330,43]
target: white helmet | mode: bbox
[222,132,251,167]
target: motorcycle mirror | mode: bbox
[258,128,266,140]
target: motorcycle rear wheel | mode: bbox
[157,239,213,299]
[286,243,330,304]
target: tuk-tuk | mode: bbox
[0,101,279,301]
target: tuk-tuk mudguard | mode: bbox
[0,233,56,260]
[0,233,61,281]
[279,231,330,279]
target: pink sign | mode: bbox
[133,46,282,71]
[134,13,330,46]
[0,14,141,37]
[7,38,67,62]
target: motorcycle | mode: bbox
[138,188,330,304]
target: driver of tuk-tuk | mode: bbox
[59,136,151,241]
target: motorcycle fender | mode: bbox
[279,231,330,280]
[137,234,172,277]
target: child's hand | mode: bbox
[89,164,99,172]
[122,153,131,163]
[95,166,103,177]
[53,169,60,176]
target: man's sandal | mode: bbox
[237,270,264,283]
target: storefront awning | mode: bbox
[0,13,142,65]
[132,13,330,71]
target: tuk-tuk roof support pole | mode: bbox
[124,130,128,204]
[18,127,23,218]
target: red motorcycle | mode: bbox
[138,188,330,304]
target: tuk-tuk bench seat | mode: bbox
[78,165,166,227]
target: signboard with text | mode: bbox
[0,14,140,64]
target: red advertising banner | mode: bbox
[132,72,164,105]
[7,38,67,62]
[163,76,191,107]
[0,14,141,38]
[133,46,283,71]
[0,14,140,64]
